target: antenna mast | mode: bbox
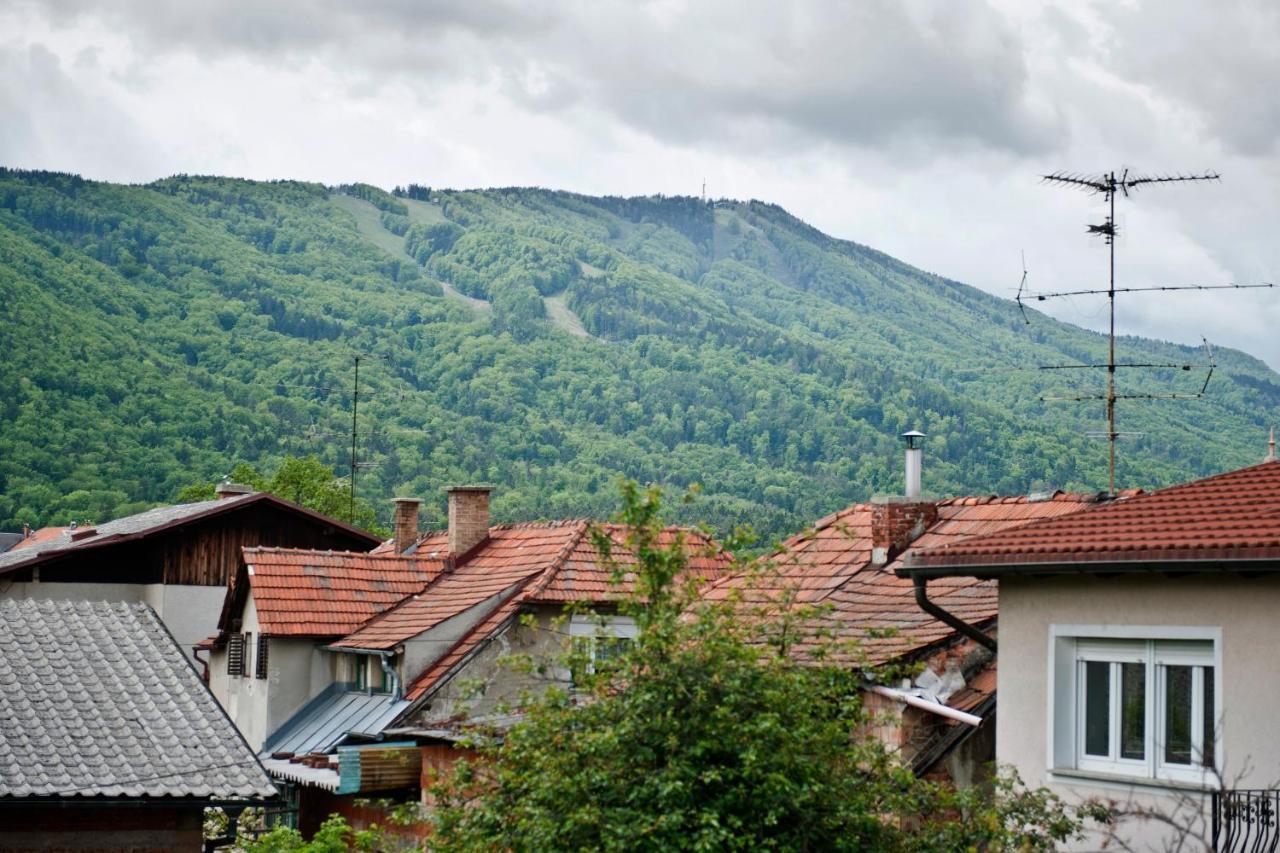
[1033,169,1235,494]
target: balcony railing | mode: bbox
[1213,789,1280,852]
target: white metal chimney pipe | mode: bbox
[902,431,925,499]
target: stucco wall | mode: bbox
[411,605,571,725]
[209,593,339,752]
[999,574,1280,851]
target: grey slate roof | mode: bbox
[0,533,22,553]
[0,599,277,800]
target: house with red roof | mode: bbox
[206,486,731,832]
[706,489,1109,784]
[899,459,1280,851]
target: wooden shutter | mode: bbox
[256,634,269,679]
[227,633,244,676]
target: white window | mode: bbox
[569,614,638,676]
[1053,632,1218,784]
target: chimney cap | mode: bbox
[902,430,926,448]
[445,484,494,494]
[392,496,423,505]
[215,481,254,499]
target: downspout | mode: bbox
[913,576,997,653]
[193,647,210,684]
[377,652,402,701]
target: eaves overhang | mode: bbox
[897,556,1280,581]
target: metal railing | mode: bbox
[1213,790,1280,852]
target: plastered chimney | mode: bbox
[447,486,492,556]
[392,497,421,554]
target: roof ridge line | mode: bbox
[523,520,592,599]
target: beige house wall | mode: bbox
[999,573,1280,851]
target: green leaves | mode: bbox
[427,484,1090,851]
[1,173,1275,540]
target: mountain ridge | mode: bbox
[1,168,1275,538]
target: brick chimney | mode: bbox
[870,499,937,566]
[446,486,492,556]
[392,497,421,554]
[215,482,254,500]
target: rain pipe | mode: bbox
[912,576,997,654]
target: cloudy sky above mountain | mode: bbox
[3,0,1278,367]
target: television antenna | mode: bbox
[348,352,390,522]
[1021,168,1272,494]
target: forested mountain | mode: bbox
[2,169,1277,540]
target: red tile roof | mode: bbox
[946,660,997,717]
[374,521,733,701]
[905,462,1280,571]
[241,548,445,637]
[529,524,730,603]
[339,523,586,651]
[705,494,1102,665]
[7,527,68,551]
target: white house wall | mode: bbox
[999,574,1280,852]
[411,605,572,725]
[208,591,341,752]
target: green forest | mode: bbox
[2,169,1278,540]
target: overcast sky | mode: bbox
[3,0,1278,368]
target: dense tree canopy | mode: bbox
[1,169,1276,539]
[178,455,384,533]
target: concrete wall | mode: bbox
[209,593,340,752]
[401,590,513,683]
[411,605,571,725]
[0,581,226,665]
[999,574,1280,851]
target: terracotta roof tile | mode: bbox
[907,462,1280,570]
[706,493,1102,664]
[243,547,444,637]
[392,522,732,700]
[6,527,68,551]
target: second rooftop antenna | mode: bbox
[1036,168,1225,495]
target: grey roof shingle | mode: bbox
[0,599,277,800]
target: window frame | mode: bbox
[1049,624,1221,786]
[568,613,639,678]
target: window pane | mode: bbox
[1164,665,1193,764]
[1202,668,1215,767]
[1085,661,1111,757]
[1120,662,1146,760]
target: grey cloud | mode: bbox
[0,40,159,176]
[1106,0,1280,157]
[20,0,1063,157]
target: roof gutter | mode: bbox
[900,556,1280,580]
[913,576,996,654]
